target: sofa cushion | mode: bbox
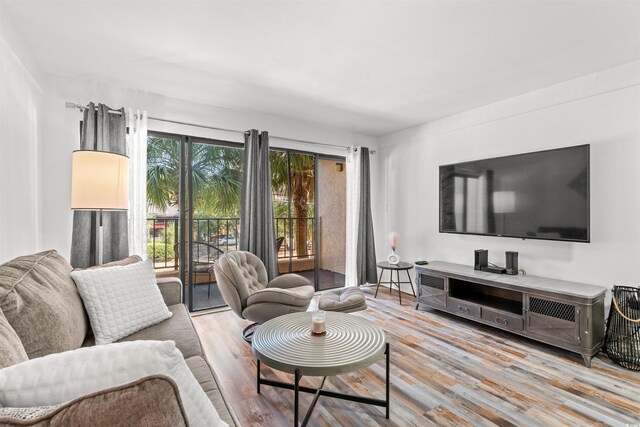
[77,254,142,270]
[0,309,28,368]
[0,376,188,426]
[0,250,89,358]
[186,356,236,427]
[0,341,226,427]
[117,304,203,359]
[70,261,172,345]
[82,304,203,360]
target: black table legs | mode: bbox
[374,268,384,298]
[294,369,300,425]
[407,269,416,297]
[256,343,391,426]
[386,342,390,419]
[257,359,261,394]
[375,267,416,304]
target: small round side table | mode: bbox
[375,261,415,304]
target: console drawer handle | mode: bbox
[458,306,470,314]
[495,317,507,325]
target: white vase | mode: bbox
[387,251,400,265]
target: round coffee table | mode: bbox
[375,261,416,304]
[252,311,390,426]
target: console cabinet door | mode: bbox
[418,272,447,307]
[525,294,580,346]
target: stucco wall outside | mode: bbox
[317,159,346,274]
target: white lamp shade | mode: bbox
[493,191,516,214]
[71,151,129,210]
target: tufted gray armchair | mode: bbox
[214,251,314,341]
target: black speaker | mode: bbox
[474,249,488,271]
[505,251,519,275]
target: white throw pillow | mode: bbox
[0,340,226,427]
[70,260,172,344]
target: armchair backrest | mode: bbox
[214,251,269,317]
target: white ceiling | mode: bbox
[3,1,640,136]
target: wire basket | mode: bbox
[604,285,640,370]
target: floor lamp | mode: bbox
[493,191,515,235]
[71,150,129,265]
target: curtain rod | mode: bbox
[65,102,375,153]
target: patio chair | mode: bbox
[174,241,224,297]
[214,250,314,341]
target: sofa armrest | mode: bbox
[157,277,183,305]
[0,375,187,426]
[267,273,311,290]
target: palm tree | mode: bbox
[191,144,243,218]
[147,138,180,211]
[146,137,243,218]
[147,137,314,258]
[270,151,315,258]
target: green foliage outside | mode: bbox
[146,219,178,262]
[146,137,316,259]
[147,242,173,262]
[147,137,244,218]
[270,150,315,257]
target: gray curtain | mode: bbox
[239,130,278,279]
[356,147,378,284]
[70,103,129,268]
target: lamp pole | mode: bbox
[98,209,104,265]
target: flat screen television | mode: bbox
[439,145,590,242]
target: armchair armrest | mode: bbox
[247,286,314,307]
[0,376,187,426]
[267,273,311,290]
[157,277,183,306]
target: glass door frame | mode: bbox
[147,131,346,304]
[271,147,346,292]
[147,130,243,312]
[315,153,347,291]
[186,136,243,312]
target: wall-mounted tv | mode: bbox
[439,145,590,242]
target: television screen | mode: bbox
[439,145,590,242]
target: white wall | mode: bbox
[375,60,640,292]
[0,6,43,262]
[40,75,377,259]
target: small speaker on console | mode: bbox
[505,251,519,275]
[474,249,488,271]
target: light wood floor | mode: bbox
[193,287,640,427]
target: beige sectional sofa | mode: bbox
[0,250,237,426]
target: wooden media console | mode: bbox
[415,261,607,367]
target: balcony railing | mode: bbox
[147,216,315,270]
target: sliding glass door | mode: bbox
[186,139,243,310]
[316,157,346,290]
[147,133,345,308]
[271,151,316,285]
[270,150,346,291]
[146,132,243,312]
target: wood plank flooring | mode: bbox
[193,287,640,427]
